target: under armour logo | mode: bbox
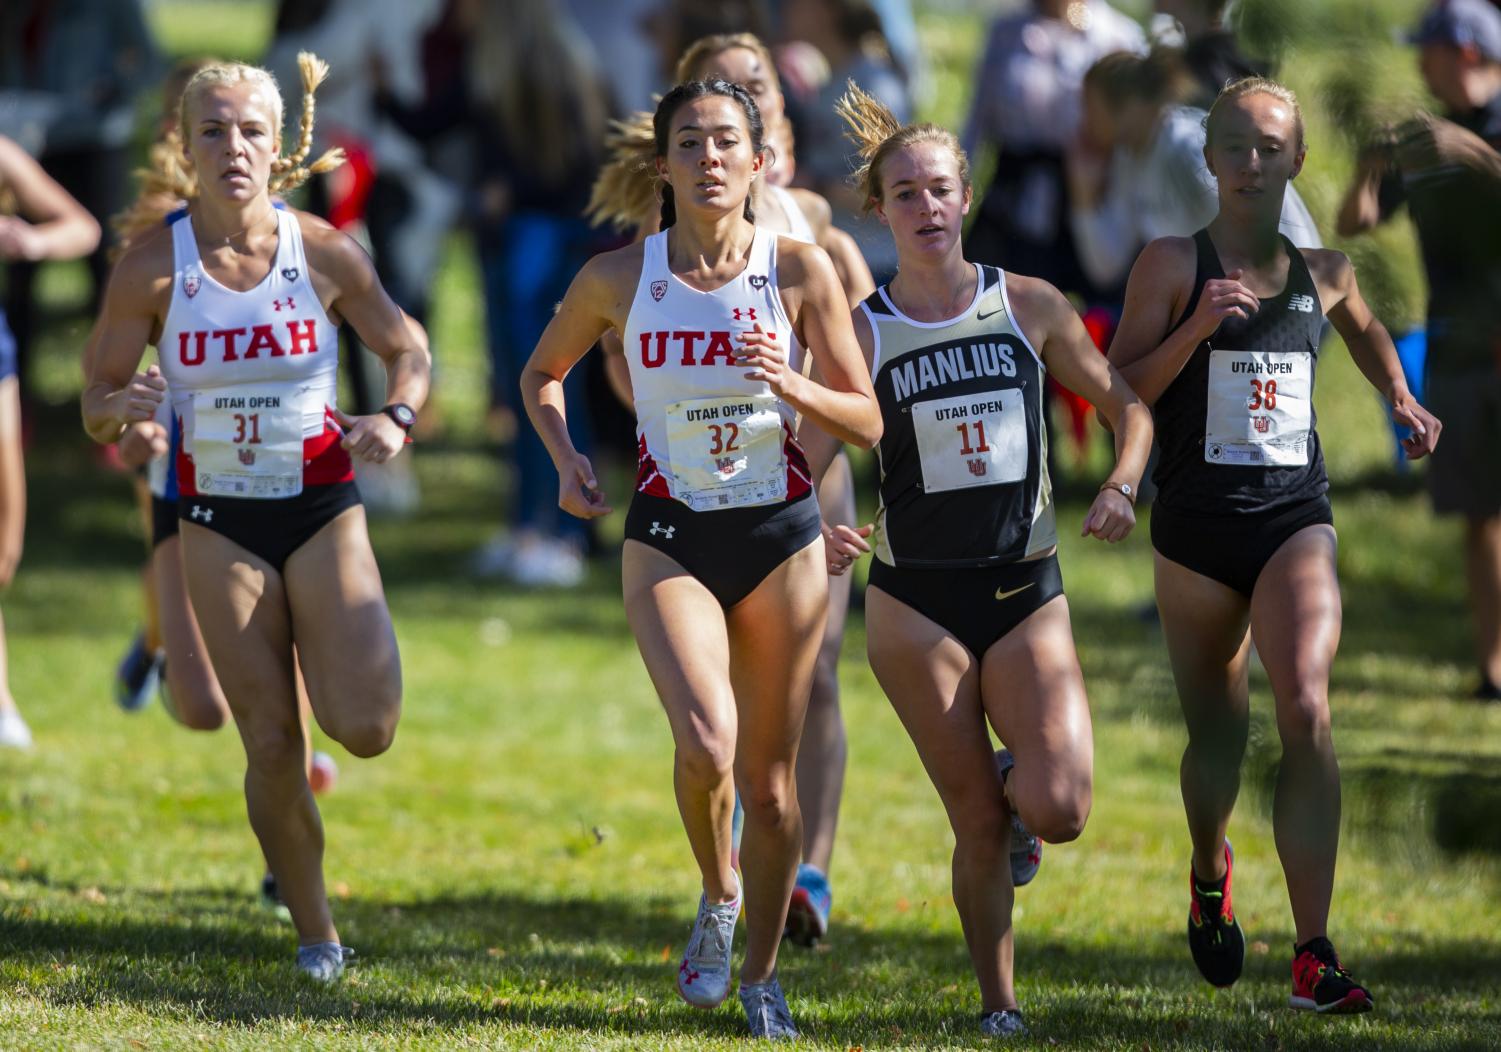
[748,275,768,289]
[731,307,757,322]
[190,505,214,523]
[281,266,299,282]
[273,297,295,312]
[649,522,675,539]
[1288,294,1315,313]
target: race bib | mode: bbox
[665,394,787,511]
[1205,349,1312,467]
[911,389,1027,493]
[191,382,305,498]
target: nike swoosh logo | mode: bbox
[995,582,1035,601]
[977,308,1006,321]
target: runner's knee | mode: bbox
[738,765,797,829]
[675,735,735,789]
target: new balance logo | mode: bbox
[1288,294,1315,313]
[731,307,757,322]
[190,505,214,523]
[649,522,675,539]
[273,297,295,312]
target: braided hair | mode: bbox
[177,52,345,197]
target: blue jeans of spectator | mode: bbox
[479,212,595,543]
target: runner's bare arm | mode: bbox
[1313,248,1440,459]
[522,249,635,518]
[0,135,101,262]
[81,236,173,444]
[1109,236,1258,407]
[773,240,881,448]
[1010,275,1151,543]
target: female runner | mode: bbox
[589,30,875,946]
[0,135,101,749]
[824,84,1152,1038]
[1107,77,1440,1014]
[82,53,430,980]
[522,78,880,1038]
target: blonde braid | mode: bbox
[268,51,346,194]
[586,109,660,232]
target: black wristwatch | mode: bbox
[381,403,416,432]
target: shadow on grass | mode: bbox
[3,875,1499,1047]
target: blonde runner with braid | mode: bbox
[82,51,429,984]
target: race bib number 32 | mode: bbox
[1205,349,1312,467]
[665,394,787,511]
[192,383,306,498]
[911,388,1027,493]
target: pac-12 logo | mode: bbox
[183,273,201,298]
[650,280,668,302]
[1288,294,1316,313]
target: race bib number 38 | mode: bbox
[192,383,306,498]
[665,394,787,511]
[911,389,1027,493]
[1205,349,1312,466]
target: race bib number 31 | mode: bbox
[911,388,1027,493]
[1205,350,1312,466]
[665,394,787,511]
[192,383,306,498]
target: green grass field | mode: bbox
[3,1,1499,1048]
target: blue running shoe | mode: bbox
[785,863,832,946]
[296,942,352,982]
[115,633,164,713]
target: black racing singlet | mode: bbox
[1153,229,1329,516]
[863,264,1055,568]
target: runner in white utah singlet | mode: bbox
[161,206,348,501]
[626,226,812,511]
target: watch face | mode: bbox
[389,404,416,427]
[1120,483,1133,496]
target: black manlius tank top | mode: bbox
[863,264,1055,568]
[1153,229,1329,516]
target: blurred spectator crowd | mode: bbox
[1,0,1498,689]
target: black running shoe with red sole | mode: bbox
[1187,840,1245,987]
[1290,936,1373,1014]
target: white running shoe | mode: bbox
[0,709,32,749]
[296,941,352,982]
[740,973,799,1040]
[980,1008,1029,1038]
[676,883,741,1008]
[995,749,1043,887]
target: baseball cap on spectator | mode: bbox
[1409,0,1501,63]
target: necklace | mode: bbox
[201,202,275,248]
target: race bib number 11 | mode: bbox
[911,388,1027,493]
